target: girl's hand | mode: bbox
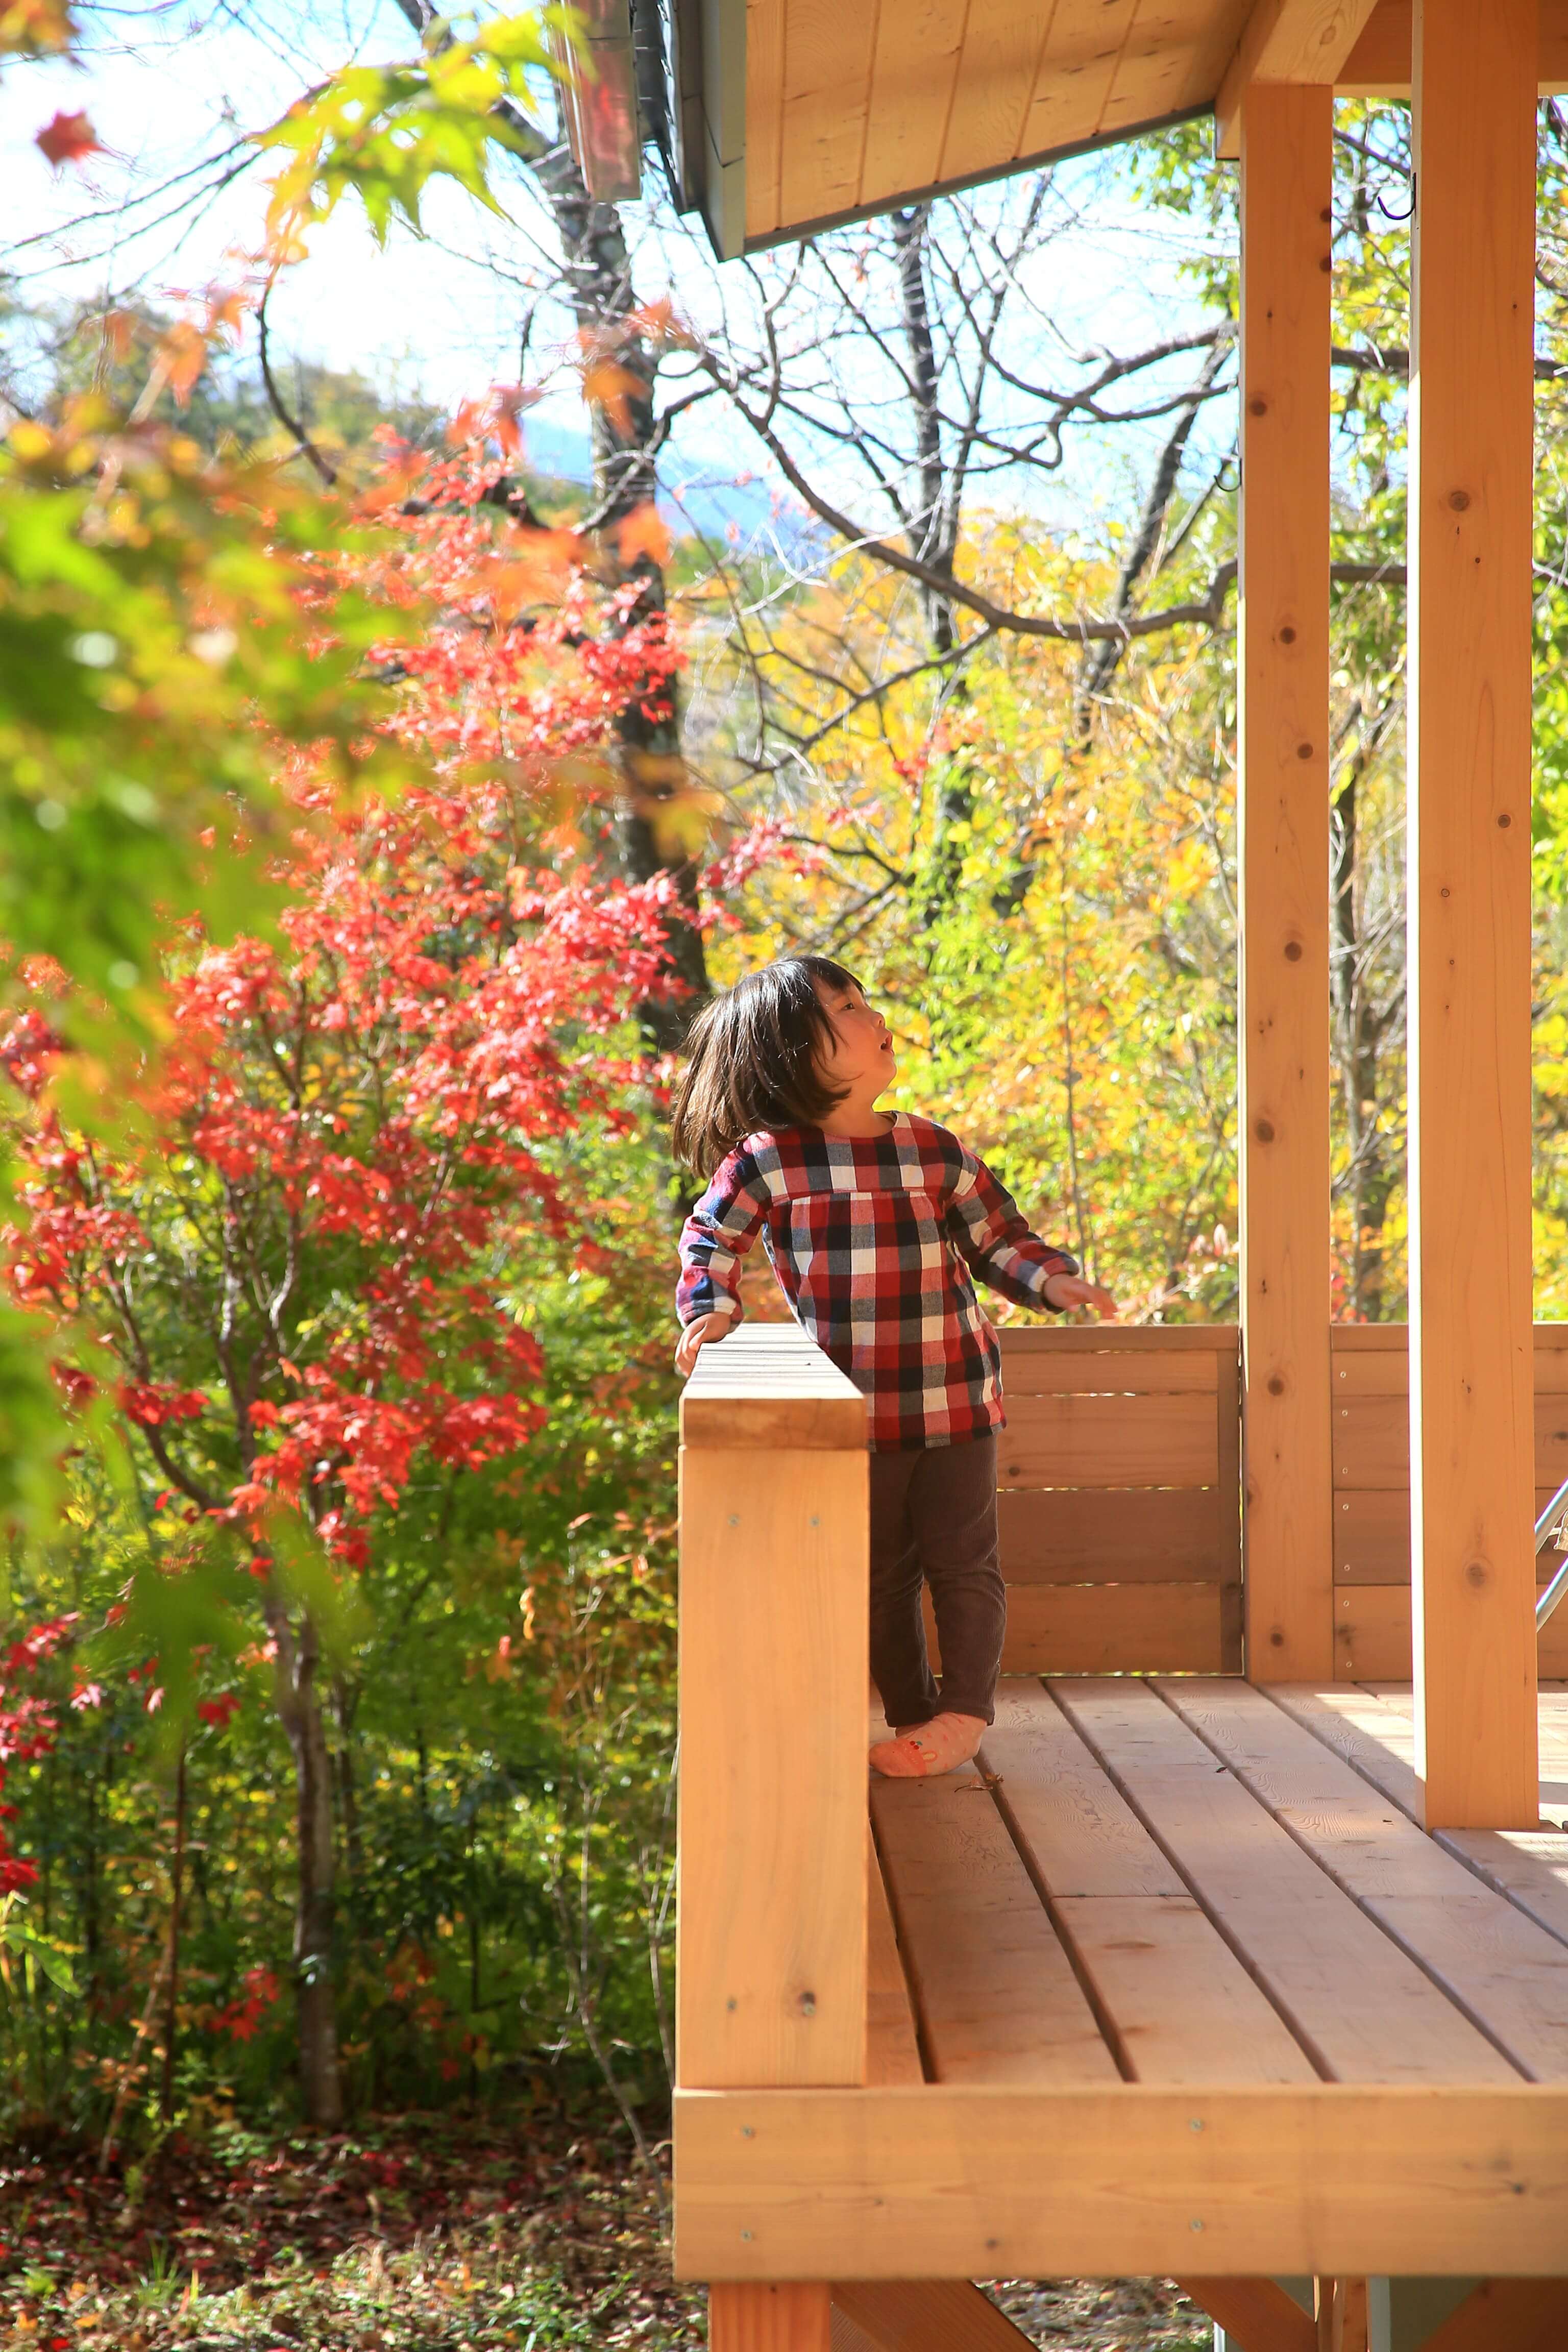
[675,1313,733,1377]
[1043,1272,1119,1321]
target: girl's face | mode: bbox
[813,976,896,1096]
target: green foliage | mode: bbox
[258,10,569,247]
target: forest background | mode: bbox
[7,8,1568,2347]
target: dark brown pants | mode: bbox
[868,1433,1005,1728]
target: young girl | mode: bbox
[671,954,1116,1780]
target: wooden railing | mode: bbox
[988,1325,1241,1674]
[676,1321,867,2092]
[1331,1322,1568,1677]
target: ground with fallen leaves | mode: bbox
[0,2112,1214,2348]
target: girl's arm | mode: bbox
[946,1143,1106,1313]
[675,1149,769,1346]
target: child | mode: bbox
[671,954,1116,1779]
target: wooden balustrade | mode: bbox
[678,1322,868,2350]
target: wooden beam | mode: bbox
[1417,2278,1568,2352]
[1237,81,1335,1681]
[675,2084,1568,2281]
[831,2281,1037,2352]
[1216,1,1382,155]
[1338,0,1568,96]
[713,2282,832,2351]
[1315,2276,1368,2352]
[1178,2277,1316,2352]
[1407,0,1539,1830]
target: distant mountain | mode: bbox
[521,412,822,561]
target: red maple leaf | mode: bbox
[34,109,102,168]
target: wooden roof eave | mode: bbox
[674,0,1568,264]
[727,101,1215,260]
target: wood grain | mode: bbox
[1333,1585,1568,1685]
[831,2281,1039,2352]
[712,2283,832,2351]
[1018,0,1138,158]
[982,1683,1317,2081]
[1156,1679,1568,2080]
[1215,0,1384,154]
[866,1831,925,2087]
[1418,2278,1568,2352]
[777,0,878,233]
[860,0,967,206]
[870,1767,1119,2085]
[1050,1678,1514,2081]
[1407,0,1540,1829]
[1000,1345,1221,1394]
[997,1389,1218,1487]
[997,1581,1223,1674]
[939,0,1051,184]
[1177,2279,1316,2352]
[680,1322,866,1451]
[1339,0,1568,95]
[745,0,787,240]
[1237,82,1335,1682]
[674,2082,1568,2280]
[677,1442,868,2088]
[996,1486,1229,1582]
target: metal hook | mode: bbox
[1375,175,1415,224]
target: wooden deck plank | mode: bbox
[1267,1683,1423,1820]
[867,1830,925,2087]
[1436,1831,1568,1954]
[1049,1679,1515,2082]
[981,1682,1317,2084]
[1157,1681,1568,2082]
[984,1680,1187,1898]
[870,1768,1120,2086]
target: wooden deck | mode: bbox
[871,1680,1568,2097]
[675,1327,1568,2292]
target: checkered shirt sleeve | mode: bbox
[674,1147,768,1331]
[946,1140,1079,1310]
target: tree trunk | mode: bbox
[1330,751,1397,1318]
[894,204,972,931]
[536,155,709,1044]
[266,1592,343,2127]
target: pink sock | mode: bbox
[870,1711,986,1779]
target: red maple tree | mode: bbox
[1,429,684,2121]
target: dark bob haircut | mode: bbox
[670,955,864,1178]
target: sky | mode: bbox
[1,1,1241,547]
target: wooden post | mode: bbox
[677,1325,868,2343]
[1237,80,1336,1681]
[1408,0,1539,1828]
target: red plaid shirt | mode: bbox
[676,1112,1078,1450]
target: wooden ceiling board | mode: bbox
[938,0,1059,187]
[1101,0,1217,132]
[860,0,969,207]
[777,0,881,235]
[744,0,786,240]
[1018,0,1142,156]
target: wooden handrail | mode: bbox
[677,1322,868,2091]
